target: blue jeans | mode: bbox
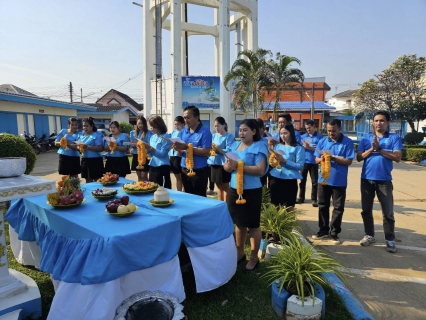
[360,179,395,241]
[318,184,346,236]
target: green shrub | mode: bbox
[402,148,426,162]
[0,133,37,174]
[119,122,134,134]
[403,132,424,145]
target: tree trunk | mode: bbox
[407,119,417,132]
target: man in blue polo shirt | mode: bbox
[174,105,212,197]
[272,114,302,144]
[311,118,354,244]
[297,120,323,207]
[356,111,402,253]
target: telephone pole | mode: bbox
[68,82,74,103]
[310,83,315,120]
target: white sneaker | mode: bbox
[360,235,376,247]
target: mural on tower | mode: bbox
[182,76,220,109]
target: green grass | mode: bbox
[4,217,353,320]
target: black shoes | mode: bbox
[296,198,304,204]
[312,200,318,207]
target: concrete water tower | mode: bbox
[142,0,258,135]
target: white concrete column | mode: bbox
[171,0,182,120]
[219,0,232,133]
[235,22,242,59]
[181,2,187,76]
[241,18,248,54]
[246,7,258,51]
[143,2,156,118]
[214,8,220,77]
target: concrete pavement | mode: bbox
[33,151,426,319]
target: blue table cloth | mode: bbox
[6,179,235,286]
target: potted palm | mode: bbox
[263,238,348,319]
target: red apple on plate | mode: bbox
[121,196,129,205]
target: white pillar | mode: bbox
[219,0,232,134]
[235,22,242,59]
[171,0,182,119]
[246,8,258,51]
[214,8,220,77]
[181,3,187,76]
[143,2,156,118]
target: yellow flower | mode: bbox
[186,143,196,176]
[236,160,246,204]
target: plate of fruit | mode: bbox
[98,172,119,185]
[47,175,85,208]
[105,196,138,217]
[122,181,159,194]
[91,188,118,200]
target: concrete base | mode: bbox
[0,270,41,319]
[286,295,322,320]
[264,243,284,260]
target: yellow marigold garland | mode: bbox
[78,144,85,157]
[109,141,117,154]
[186,143,196,176]
[136,141,147,169]
[320,152,331,185]
[60,137,69,151]
[269,153,282,169]
[210,142,217,156]
[236,160,246,204]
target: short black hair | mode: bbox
[183,105,200,118]
[305,120,315,127]
[373,110,390,122]
[174,116,185,124]
[327,118,341,128]
[278,114,292,122]
[256,118,265,129]
[240,119,261,142]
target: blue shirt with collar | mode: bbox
[79,132,103,158]
[358,132,403,181]
[208,132,235,165]
[55,129,80,157]
[270,144,305,180]
[104,133,130,158]
[179,123,212,169]
[229,140,269,190]
[129,130,153,155]
[300,131,323,164]
[168,130,183,157]
[314,134,354,187]
[148,133,172,167]
[273,129,302,145]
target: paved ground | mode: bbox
[34,151,426,320]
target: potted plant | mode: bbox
[263,238,348,318]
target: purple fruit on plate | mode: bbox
[107,203,118,213]
[106,201,113,208]
[113,199,121,205]
[121,196,129,205]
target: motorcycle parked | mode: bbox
[48,133,57,149]
[38,133,50,152]
[21,132,42,155]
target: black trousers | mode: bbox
[318,184,346,236]
[181,166,209,197]
[298,163,319,201]
[149,165,172,189]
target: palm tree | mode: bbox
[224,48,273,118]
[267,53,305,116]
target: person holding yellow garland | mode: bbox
[168,116,185,191]
[173,106,212,197]
[207,116,235,201]
[269,124,305,209]
[103,121,131,178]
[223,119,268,273]
[145,116,172,189]
[130,116,153,181]
[54,117,81,177]
[79,117,104,183]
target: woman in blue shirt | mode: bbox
[168,116,185,191]
[208,116,235,201]
[79,117,104,183]
[269,124,305,209]
[146,116,172,189]
[130,116,153,182]
[104,121,131,178]
[223,119,268,273]
[54,117,81,177]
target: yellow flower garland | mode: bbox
[320,152,331,185]
[60,137,68,151]
[236,160,246,204]
[78,144,85,157]
[210,142,217,156]
[269,153,282,169]
[186,143,196,176]
[136,141,147,169]
[109,141,117,154]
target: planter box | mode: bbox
[264,243,284,260]
[271,281,325,319]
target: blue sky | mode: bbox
[1,0,425,103]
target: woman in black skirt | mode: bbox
[54,117,81,177]
[223,119,268,273]
[168,116,185,191]
[130,116,153,181]
[103,121,131,177]
[79,118,104,183]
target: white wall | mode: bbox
[16,114,25,135]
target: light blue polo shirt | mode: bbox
[358,132,403,181]
[129,130,153,155]
[168,130,183,157]
[79,132,103,158]
[314,134,354,187]
[207,132,235,165]
[179,123,212,169]
[273,129,302,145]
[270,144,305,180]
[301,132,323,164]
[229,141,269,190]
[104,133,130,158]
[148,133,172,167]
[55,129,80,157]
